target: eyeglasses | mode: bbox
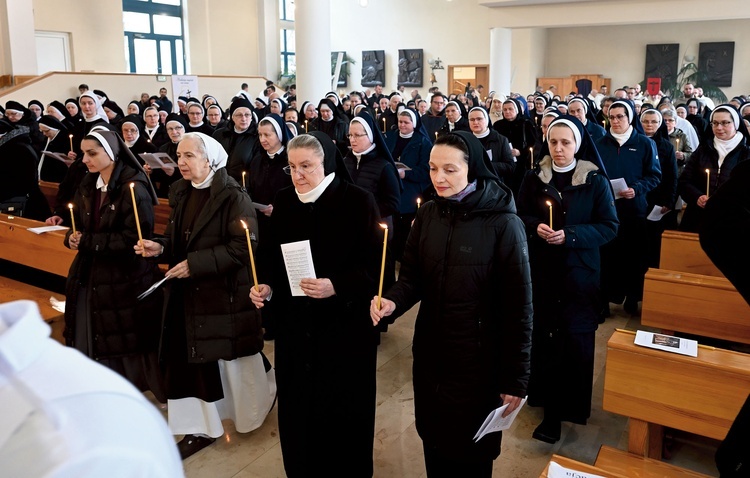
[347,133,368,139]
[283,162,324,176]
[188,112,202,116]
[166,126,184,132]
[664,118,676,123]
[608,114,628,122]
[641,120,660,125]
[711,121,734,128]
[233,113,252,119]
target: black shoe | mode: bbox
[532,419,561,444]
[598,305,611,323]
[178,434,216,460]
[624,298,639,316]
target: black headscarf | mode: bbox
[351,110,396,169]
[317,98,342,123]
[307,131,352,183]
[547,114,608,177]
[270,98,288,115]
[128,100,142,115]
[448,130,499,182]
[48,100,71,120]
[610,99,645,134]
[38,115,66,132]
[259,113,293,147]
[120,114,146,134]
[709,104,750,142]
[639,108,670,141]
[28,99,44,113]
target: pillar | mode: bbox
[0,0,38,76]
[489,27,512,96]
[295,0,332,104]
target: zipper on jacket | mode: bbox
[191,346,196,358]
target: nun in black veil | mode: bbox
[517,115,618,444]
[251,131,382,477]
[311,98,349,156]
[493,98,538,195]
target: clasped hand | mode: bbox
[537,224,565,245]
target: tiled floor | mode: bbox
[170,302,720,477]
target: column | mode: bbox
[295,0,331,104]
[0,0,38,76]
[257,0,280,80]
[511,28,547,94]
[489,27,512,96]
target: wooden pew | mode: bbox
[38,180,59,211]
[594,445,712,477]
[540,454,626,477]
[642,268,750,345]
[660,230,723,278]
[0,215,76,277]
[603,330,750,458]
[154,198,170,236]
[0,276,65,343]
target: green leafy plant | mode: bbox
[673,61,727,103]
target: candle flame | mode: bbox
[240,219,248,230]
[546,201,552,207]
[417,198,421,205]
[705,169,710,174]
[67,203,73,209]
[129,182,135,189]
[69,134,73,138]
[379,223,388,230]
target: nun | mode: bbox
[311,98,349,157]
[185,102,214,135]
[594,99,661,316]
[250,131,382,477]
[4,100,45,155]
[37,115,73,182]
[63,129,165,405]
[568,97,606,141]
[143,106,169,149]
[517,115,618,443]
[678,105,750,233]
[468,106,515,184]
[27,100,44,120]
[269,98,287,116]
[437,100,470,136]
[148,113,186,197]
[127,100,142,116]
[384,108,432,260]
[205,104,227,131]
[0,120,50,219]
[213,97,260,184]
[493,98,538,195]
[248,114,293,227]
[119,114,158,158]
[136,132,275,459]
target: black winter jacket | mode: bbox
[343,149,401,222]
[213,124,260,185]
[156,169,263,363]
[384,179,533,461]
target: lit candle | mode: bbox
[129,183,144,254]
[304,119,308,133]
[529,147,534,169]
[546,200,553,229]
[705,168,710,198]
[602,120,606,128]
[68,134,74,152]
[377,224,388,309]
[676,138,680,149]
[240,220,259,292]
[382,117,387,133]
[67,203,76,235]
[416,197,421,209]
[435,132,438,141]
[242,171,247,190]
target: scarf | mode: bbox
[474,128,490,139]
[552,158,577,173]
[399,131,413,139]
[446,180,477,202]
[610,126,633,146]
[714,133,743,168]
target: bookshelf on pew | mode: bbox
[659,230,723,278]
[0,215,75,343]
[539,447,711,477]
[603,329,750,459]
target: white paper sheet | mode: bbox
[137,276,171,301]
[49,296,65,313]
[395,162,412,171]
[609,178,628,198]
[646,205,669,222]
[547,461,606,478]
[634,330,698,357]
[42,151,74,166]
[27,225,69,234]
[281,240,317,297]
[251,202,270,210]
[139,152,176,174]
[473,397,527,442]
[486,149,493,162]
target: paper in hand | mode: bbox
[609,178,628,198]
[27,225,69,234]
[281,240,317,297]
[137,275,171,301]
[646,205,668,222]
[395,162,412,171]
[473,397,527,442]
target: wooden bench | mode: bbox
[38,180,59,211]
[540,454,626,477]
[0,276,65,343]
[660,230,723,278]
[154,198,170,236]
[594,445,712,477]
[0,215,76,277]
[642,268,750,345]
[603,330,750,458]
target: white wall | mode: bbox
[545,20,750,98]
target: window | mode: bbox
[123,0,186,74]
[280,29,295,76]
[279,0,295,21]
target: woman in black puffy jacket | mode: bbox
[371,131,532,478]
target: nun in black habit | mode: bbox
[251,131,382,477]
[213,97,261,184]
[37,115,72,183]
[119,114,158,158]
[493,98,538,195]
[311,98,349,157]
[517,115,617,444]
[437,100,470,136]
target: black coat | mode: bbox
[646,135,678,210]
[156,169,263,363]
[39,131,72,183]
[344,149,402,222]
[259,177,381,476]
[248,147,292,238]
[63,163,162,359]
[384,179,533,462]
[311,117,349,157]
[493,116,538,193]
[213,124,260,185]
[0,126,50,219]
[678,135,750,232]
[475,129,515,184]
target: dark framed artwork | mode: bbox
[644,43,679,88]
[332,51,347,87]
[361,50,385,87]
[397,49,423,87]
[699,42,735,87]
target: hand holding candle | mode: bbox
[129,183,144,254]
[377,224,388,309]
[68,203,76,235]
[240,220,259,291]
[546,200,553,229]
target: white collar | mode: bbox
[552,158,577,173]
[192,170,215,190]
[267,145,285,158]
[296,172,335,203]
[399,131,413,139]
[474,128,490,138]
[353,143,376,160]
[96,174,108,192]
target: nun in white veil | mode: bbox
[137,132,275,459]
